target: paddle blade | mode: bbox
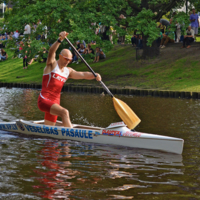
[113,97,141,130]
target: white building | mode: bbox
[0,3,6,17]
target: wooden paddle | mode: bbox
[65,37,141,129]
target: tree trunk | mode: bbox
[141,35,160,59]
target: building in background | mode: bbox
[0,3,6,17]
[0,2,13,18]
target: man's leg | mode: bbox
[160,38,165,46]
[44,119,56,126]
[187,37,194,47]
[185,37,190,46]
[50,104,73,128]
[164,36,170,46]
[183,37,187,47]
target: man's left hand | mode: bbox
[95,73,101,81]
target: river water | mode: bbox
[0,88,200,199]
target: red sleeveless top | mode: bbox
[40,64,69,103]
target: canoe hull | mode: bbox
[0,120,184,154]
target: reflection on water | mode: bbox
[0,88,200,199]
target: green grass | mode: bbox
[1,45,200,92]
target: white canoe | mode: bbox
[0,119,184,154]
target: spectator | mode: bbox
[8,32,14,40]
[76,41,81,49]
[0,41,4,49]
[160,31,175,48]
[182,26,194,48]
[176,23,181,43]
[190,8,199,37]
[72,43,86,64]
[32,23,37,32]
[131,31,138,47]
[1,35,7,41]
[41,48,48,63]
[24,23,31,35]
[158,22,166,33]
[42,25,48,39]
[93,47,106,63]
[12,30,19,39]
[137,34,143,49]
[76,40,86,48]
[0,48,7,61]
[118,14,126,44]
[156,31,163,47]
[102,26,110,41]
[85,44,94,55]
[19,41,28,69]
[109,26,115,44]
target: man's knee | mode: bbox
[60,109,70,118]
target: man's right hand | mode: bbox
[59,31,69,41]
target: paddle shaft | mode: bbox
[65,37,114,97]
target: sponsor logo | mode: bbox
[16,122,25,131]
[122,131,141,138]
[53,73,67,82]
[0,124,18,130]
[102,129,122,136]
[24,125,59,135]
[94,131,100,136]
[61,128,93,139]
[110,122,125,127]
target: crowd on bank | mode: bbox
[0,19,107,66]
[0,9,199,66]
[131,8,199,49]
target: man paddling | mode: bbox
[38,31,101,127]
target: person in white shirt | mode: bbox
[24,23,31,35]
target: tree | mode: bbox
[1,0,199,60]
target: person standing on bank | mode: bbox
[190,8,199,37]
[38,31,101,127]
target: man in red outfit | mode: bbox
[38,31,101,127]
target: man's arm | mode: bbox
[68,68,101,81]
[46,31,68,69]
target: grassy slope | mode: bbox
[1,44,200,91]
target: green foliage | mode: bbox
[125,35,132,44]
[129,8,160,46]
[2,0,200,59]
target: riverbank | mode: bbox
[1,43,200,92]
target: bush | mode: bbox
[125,35,132,44]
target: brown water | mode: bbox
[0,88,200,199]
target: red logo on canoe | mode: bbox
[102,130,121,136]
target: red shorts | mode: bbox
[38,94,59,123]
